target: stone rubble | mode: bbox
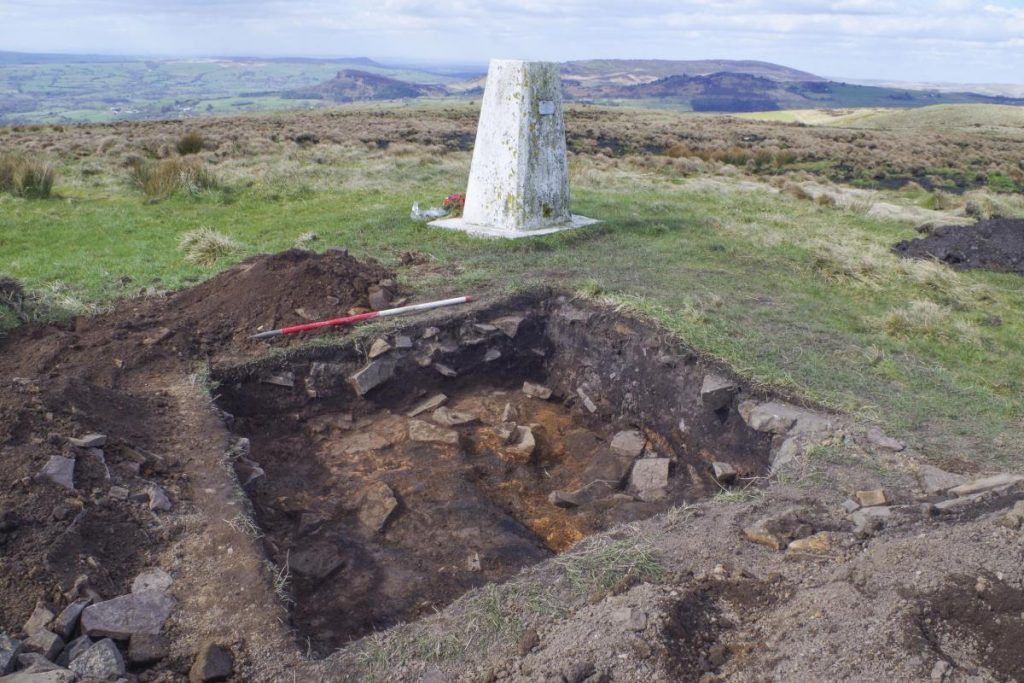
[522,382,553,400]
[80,589,174,639]
[38,457,75,492]
[406,393,448,417]
[67,433,106,449]
[67,638,124,680]
[609,430,644,459]
[189,642,233,683]
[700,373,738,411]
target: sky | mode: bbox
[2,0,1024,84]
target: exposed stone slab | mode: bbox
[51,601,87,641]
[39,457,75,491]
[916,465,968,496]
[68,433,106,448]
[132,569,173,594]
[68,638,124,680]
[21,630,62,661]
[80,589,174,639]
[629,459,670,494]
[948,474,1024,497]
[610,430,645,459]
[357,481,398,533]
[406,393,447,417]
[408,420,459,445]
[866,427,905,452]
[348,359,395,397]
[0,635,21,675]
[741,401,834,436]
[522,382,552,400]
[700,373,738,411]
[189,642,233,683]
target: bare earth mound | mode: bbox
[894,218,1024,276]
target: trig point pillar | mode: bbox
[430,59,598,238]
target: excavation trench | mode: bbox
[212,293,773,655]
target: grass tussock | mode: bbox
[176,131,205,155]
[555,531,664,595]
[178,228,241,266]
[128,157,220,201]
[877,300,979,344]
[0,153,55,198]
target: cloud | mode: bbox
[0,0,1022,83]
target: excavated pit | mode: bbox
[212,293,773,655]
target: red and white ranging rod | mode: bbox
[251,295,474,340]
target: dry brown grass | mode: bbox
[127,157,220,201]
[0,152,55,198]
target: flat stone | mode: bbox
[743,508,815,551]
[916,465,968,496]
[742,401,834,436]
[855,489,889,507]
[408,420,459,445]
[850,506,892,536]
[39,457,75,491]
[483,348,502,362]
[933,492,989,513]
[431,407,478,427]
[55,636,91,667]
[580,447,634,488]
[948,474,1024,497]
[348,359,395,397]
[289,544,343,580]
[68,434,106,448]
[394,335,413,349]
[368,288,391,311]
[787,532,832,554]
[500,403,519,422]
[506,426,536,457]
[490,315,525,338]
[189,642,233,683]
[576,386,598,413]
[338,431,392,454]
[0,635,21,675]
[69,638,124,680]
[357,481,398,533]
[23,604,56,637]
[434,363,458,378]
[146,484,172,512]
[22,630,62,661]
[630,458,670,494]
[128,633,168,665]
[841,498,861,514]
[406,393,447,417]
[770,436,802,474]
[80,589,175,639]
[522,382,552,400]
[131,569,173,594]
[610,430,644,458]
[611,607,647,632]
[51,601,87,641]
[0,658,76,683]
[367,338,392,359]
[700,373,738,411]
[866,426,905,452]
[711,462,738,484]
[259,371,294,388]
[548,490,579,508]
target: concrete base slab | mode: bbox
[428,214,599,239]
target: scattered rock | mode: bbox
[548,490,579,508]
[406,393,447,417]
[516,628,539,656]
[611,607,647,632]
[506,426,536,457]
[743,508,815,551]
[22,630,63,661]
[562,661,596,683]
[770,436,802,474]
[841,499,861,514]
[629,459,670,499]
[259,372,294,388]
[68,638,124,680]
[998,500,1024,530]
[948,473,1024,497]
[576,386,598,413]
[431,407,477,427]
[131,569,173,594]
[394,335,413,349]
[916,465,968,496]
[466,552,481,572]
[421,326,440,339]
[610,430,644,458]
[579,446,634,489]
[434,363,458,378]
[711,462,737,484]
[56,636,92,667]
[408,419,459,445]
[490,315,525,338]
[81,589,175,639]
[39,457,75,491]
[146,485,172,512]
[0,635,21,675]
[367,287,391,311]
[700,373,737,411]
[850,506,892,537]
[189,642,233,683]
[522,382,552,400]
[741,400,835,436]
[855,489,889,508]
[933,492,988,514]
[68,434,106,449]
[23,604,56,637]
[484,348,501,362]
[500,403,518,422]
[0,656,76,683]
[787,532,832,554]
[128,634,168,665]
[289,544,344,580]
[348,359,395,397]
[51,601,87,641]
[866,426,905,452]
[305,361,346,398]
[367,338,391,359]
[357,481,398,533]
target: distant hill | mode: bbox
[283,69,448,102]
[562,59,824,84]
[0,50,131,65]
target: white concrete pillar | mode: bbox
[430,59,597,238]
